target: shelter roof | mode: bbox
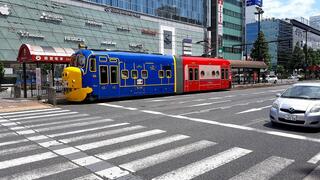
[17,44,76,63]
[228,60,268,69]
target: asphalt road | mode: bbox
[0,84,320,180]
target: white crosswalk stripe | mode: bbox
[19,116,100,128]
[3,109,70,118]
[0,108,61,116]
[0,138,29,147]
[0,161,77,180]
[60,125,145,143]
[229,156,294,180]
[308,151,320,164]
[0,144,40,156]
[0,152,57,170]
[47,122,130,138]
[152,147,252,180]
[76,129,166,151]
[10,112,79,121]
[72,174,103,180]
[34,118,113,132]
[120,140,216,172]
[96,134,190,160]
[303,164,320,180]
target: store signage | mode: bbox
[129,44,143,49]
[117,27,130,32]
[64,36,85,42]
[40,12,63,22]
[246,0,262,7]
[217,0,223,36]
[101,41,117,46]
[85,20,103,27]
[104,7,140,18]
[0,4,10,16]
[18,31,45,39]
[182,38,192,56]
[141,29,157,36]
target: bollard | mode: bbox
[47,87,56,106]
[14,85,21,98]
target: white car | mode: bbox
[266,75,278,84]
[270,83,320,128]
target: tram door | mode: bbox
[221,66,229,89]
[185,65,200,92]
[98,65,120,98]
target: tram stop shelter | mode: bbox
[17,44,75,98]
[228,60,268,84]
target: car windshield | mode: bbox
[281,85,320,99]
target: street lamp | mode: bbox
[254,6,264,61]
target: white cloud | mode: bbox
[262,0,318,19]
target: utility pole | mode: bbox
[305,30,308,79]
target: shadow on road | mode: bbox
[263,122,320,134]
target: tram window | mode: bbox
[89,58,96,72]
[189,68,193,80]
[201,70,205,78]
[221,69,225,79]
[212,71,216,77]
[158,70,164,78]
[99,56,107,62]
[131,70,138,79]
[141,70,148,79]
[121,70,129,79]
[195,68,199,80]
[110,66,118,84]
[216,70,220,77]
[226,69,229,79]
[166,70,172,78]
[100,66,108,84]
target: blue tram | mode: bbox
[62,49,176,101]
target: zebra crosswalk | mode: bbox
[0,108,318,180]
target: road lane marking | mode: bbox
[120,140,216,172]
[229,156,294,180]
[0,108,61,116]
[98,103,320,143]
[242,118,269,127]
[152,147,252,180]
[76,129,166,151]
[47,122,130,138]
[0,152,57,170]
[59,125,145,143]
[308,152,320,164]
[1,161,77,180]
[72,174,103,180]
[96,134,190,160]
[98,103,138,110]
[236,105,272,114]
[34,118,113,132]
[10,112,79,121]
[303,164,320,180]
[3,110,70,118]
[0,115,138,180]
[188,100,231,107]
[16,116,99,128]
[0,144,40,156]
[0,138,29,147]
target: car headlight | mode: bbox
[272,102,279,110]
[310,104,320,113]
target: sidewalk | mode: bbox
[0,98,52,113]
[232,79,298,90]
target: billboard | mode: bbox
[246,0,262,7]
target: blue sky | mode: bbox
[263,0,320,19]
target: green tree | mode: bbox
[250,31,271,66]
[288,42,304,72]
[276,65,285,78]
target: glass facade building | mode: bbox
[86,0,206,25]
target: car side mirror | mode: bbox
[276,93,281,97]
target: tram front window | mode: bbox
[70,54,86,68]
